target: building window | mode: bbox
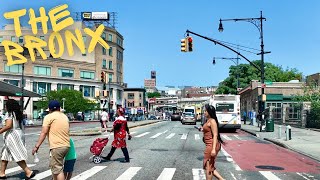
[116,38,122,46]
[139,93,142,99]
[34,66,51,76]
[3,79,19,86]
[57,84,74,90]
[102,59,107,69]
[11,36,16,42]
[117,90,122,100]
[79,85,95,97]
[33,82,51,95]
[102,47,106,55]
[102,33,106,40]
[128,102,134,107]
[0,36,3,43]
[4,64,22,73]
[80,71,95,80]
[108,73,113,82]
[58,68,74,78]
[128,93,134,99]
[108,34,113,42]
[19,37,24,43]
[117,76,120,83]
[109,47,113,56]
[108,61,113,70]
[139,103,142,107]
[40,36,45,40]
[82,36,87,56]
[117,50,122,60]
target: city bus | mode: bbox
[207,95,241,131]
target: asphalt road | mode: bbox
[0,121,320,180]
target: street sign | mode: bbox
[265,81,273,85]
[15,92,22,96]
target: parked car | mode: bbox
[171,112,181,121]
[149,115,157,120]
[181,112,196,125]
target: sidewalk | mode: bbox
[241,122,320,162]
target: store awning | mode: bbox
[0,81,42,97]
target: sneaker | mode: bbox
[102,156,111,161]
[120,160,130,163]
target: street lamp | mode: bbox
[62,98,66,110]
[213,57,240,92]
[20,46,28,111]
[218,11,268,114]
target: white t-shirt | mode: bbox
[101,111,109,121]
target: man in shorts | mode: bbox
[32,100,70,180]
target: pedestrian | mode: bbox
[0,99,36,179]
[64,138,76,180]
[103,108,132,163]
[32,100,70,180]
[198,104,224,180]
[243,111,247,125]
[100,109,108,132]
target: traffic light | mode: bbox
[101,72,105,83]
[212,58,216,65]
[181,38,188,52]
[188,36,193,52]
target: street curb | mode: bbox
[70,120,161,136]
[264,138,320,162]
[240,128,260,137]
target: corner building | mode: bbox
[0,22,125,119]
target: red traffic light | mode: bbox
[188,37,193,42]
[101,72,105,82]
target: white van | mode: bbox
[181,106,196,125]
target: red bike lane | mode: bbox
[221,131,320,174]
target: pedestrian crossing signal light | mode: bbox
[188,37,193,52]
[181,38,188,52]
[101,72,105,83]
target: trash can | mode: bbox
[266,119,274,132]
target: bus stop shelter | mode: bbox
[0,81,42,109]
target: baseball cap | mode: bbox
[49,100,61,110]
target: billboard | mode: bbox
[81,12,109,21]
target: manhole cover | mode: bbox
[255,165,284,170]
[150,149,168,152]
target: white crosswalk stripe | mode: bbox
[70,166,107,180]
[165,133,175,139]
[181,133,188,140]
[135,132,150,137]
[234,135,241,140]
[192,169,206,180]
[116,167,142,180]
[157,168,176,180]
[221,134,232,141]
[32,169,52,180]
[6,164,36,174]
[150,133,163,139]
[259,171,281,180]
[195,134,200,140]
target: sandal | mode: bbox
[25,171,36,180]
[0,176,6,179]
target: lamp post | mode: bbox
[62,98,66,110]
[218,11,269,114]
[213,57,240,92]
[20,47,27,111]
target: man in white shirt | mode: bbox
[100,109,109,132]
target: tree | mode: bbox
[215,60,303,94]
[36,89,97,115]
[147,92,161,98]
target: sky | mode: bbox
[0,1,319,88]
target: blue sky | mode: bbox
[1,1,319,88]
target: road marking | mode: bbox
[71,166,107,180]
[220,147,242,171]
[130,132,137,134]
[230,172,237,180]
[162,130,168,134]
[221,134,231,141]
[181,133,188,140]
[296,172,311,180]
[234,135,241,140]
[165,133,175,139]
[6,164,36,174]
[259,171,281,180]
[25,133,40,136]
[135,132,150,137]
[195,134,200,140]
[116,167,142,180]
[150,133,163,139]
[32,169,52,180]
[192,168,206,180]
[157,168,176,180]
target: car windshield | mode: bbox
[184,113,193,116]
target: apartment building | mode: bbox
[0,22,125,119]
[123,88,147,111]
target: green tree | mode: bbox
[36,89,97,115]
[147,92,161,98]
[215,60,302,94]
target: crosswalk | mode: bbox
[4,164,317,180]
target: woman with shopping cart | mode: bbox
[103,108,132,163]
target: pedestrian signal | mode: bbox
[188,37,193,52]
[181,38,188,52]
[101,72,105,83]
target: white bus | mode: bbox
[209,95,241,131]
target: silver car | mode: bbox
[181,112,196,125]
